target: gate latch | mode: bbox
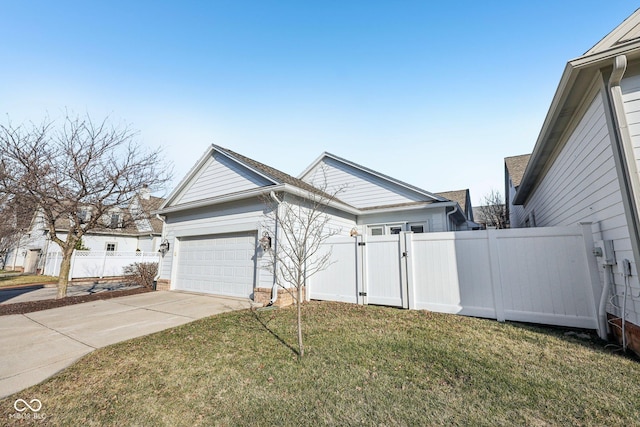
[359,292,367,296]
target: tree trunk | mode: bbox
[56,249,74,299]
[297,285,304,358]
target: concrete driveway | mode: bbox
[0,291,253,399]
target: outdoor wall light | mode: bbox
[259,231,272,251]
[158,239,170,255]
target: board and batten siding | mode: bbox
[174,152,272,205]
[302,157,427,209]
[521,90,638,323]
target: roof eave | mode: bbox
[515,39,640,206]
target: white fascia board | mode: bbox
[159,145,216,210]
[360,201,456,215]
[155,184,285,215]
[297,152,329,180]
[159,144,280,210]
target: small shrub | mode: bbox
[122,262,158,289]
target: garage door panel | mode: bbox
[176,232,257,298]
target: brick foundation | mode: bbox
[607,314,640,358]
[253,286,305,307]
[155,279,171,291]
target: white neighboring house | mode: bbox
[3,188,164,274]
[154,145,474,299]
[504,154,530,228]
[511,9,640,355]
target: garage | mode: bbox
[175,231,257,298]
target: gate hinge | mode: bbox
[358,242,366,246]
[359,292,367,296]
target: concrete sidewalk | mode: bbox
[0,291,253,399]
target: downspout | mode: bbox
[599,263,614,340]
[608,54,640,346]
[267,191,282,306]
[446,205,459,231]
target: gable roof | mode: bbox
[515,9,640,204]
[49,194,165,236]
[435,189,469,210]
[586,8,640,56]
[300,152,447,204]
[504,154,531,188]
[159,145,355,213]
[213,145,331,197]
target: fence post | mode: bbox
[69,251,76,280]
[487,229,506,322]
[579,222,604,332]
[403,232,416,310]
[355,234,365,305]
[100,250,108,279]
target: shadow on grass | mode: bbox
[250,307,299,357]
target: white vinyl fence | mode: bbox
[43,251,160,279]
[309,224,602,330]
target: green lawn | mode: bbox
[2,302,639,426]
[0,274,57,288]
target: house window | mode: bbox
[106,243,117,252]
[388,226,402,235]
[110,214,121,228]
[409,223,426,233]
[369,226,384,236]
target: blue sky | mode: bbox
[1,1,637,205]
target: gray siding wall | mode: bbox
[521,90,638,323]
[357,206,447,232]
[302,157,426,209]
[507,179,526,228]
[175,153,272,205]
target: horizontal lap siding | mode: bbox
[523,91,637,324]
[176,153,272,205]
[159,199,271,288]
[303,158,425,209]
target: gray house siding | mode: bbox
[159,198,273,290]
[520,88,637,323]
[302,157,426,209]
[174,152,273,205]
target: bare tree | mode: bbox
[476,189,507,229]
[0,113,171,298]
[262,179,344,358]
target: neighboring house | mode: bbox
[511,9,640,355]
[504,154,530,228]
[434,189,478,229]
[3,188,164,273]
[154,145,474,298]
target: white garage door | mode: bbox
[175,232,257,298]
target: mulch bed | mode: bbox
[0,286,153,316]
